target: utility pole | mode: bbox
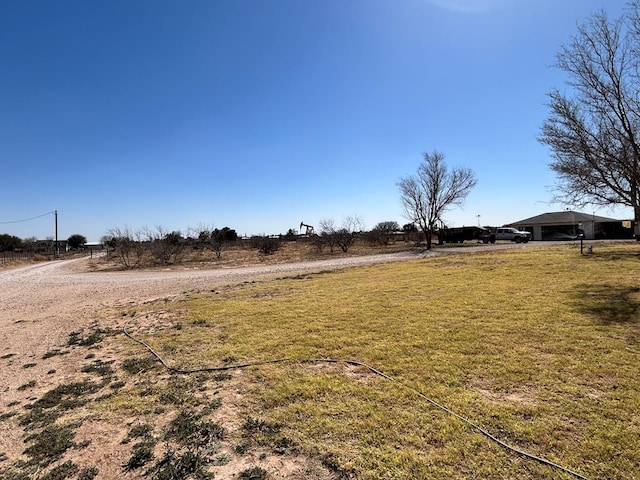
[55,210,59,258]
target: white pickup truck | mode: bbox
[493,227,531,243]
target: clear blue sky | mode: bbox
[0,0,631,242]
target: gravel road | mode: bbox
[0,250,425,322]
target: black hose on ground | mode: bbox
[122,312,589,480]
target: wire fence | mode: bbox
[0,251,35,265]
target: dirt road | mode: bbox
[1,250,424,320]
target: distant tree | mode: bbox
[373,221,400,233]
[401,222,420,244]
[335,215,365,252]
[539,5,640,234]
[217,227,238,243]
[67,234,87,249]
[106,227,146,269]
[196,226,238,259]
[22,237,38,252]
[0,234,23,252]
[318,218,339,252]
[284,228,297,239]
[397,151,477,250]
[101,235,115,248]
[251,236,280,255]
[319,215,365,253]
[148,227,185,265]
[370,221,400,245]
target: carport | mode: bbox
[507,211,634,240]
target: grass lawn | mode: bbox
[123,242,640,479]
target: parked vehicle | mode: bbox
[487,226,531,243]
[438,226,495,244]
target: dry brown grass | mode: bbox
[3,241,639,480]
[94,237,415,271]
[129,242,640,479]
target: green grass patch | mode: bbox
[121,423,154,444]
[121,243,640,479]
[67,328,109,347]
[81,359,115,378]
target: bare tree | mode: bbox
[335,215,365,252]
[397,151,477,250]
[318,216,364,253]
[106,226,146,269]
[22,237,38,252]
[148,226,185,265]
[539,6,640,235]
[318,218,339,252]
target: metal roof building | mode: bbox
[507,211,634,241]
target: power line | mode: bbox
[0,211,55,225]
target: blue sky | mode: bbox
[0,0,631,242]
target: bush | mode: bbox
[251,236,280,255]
[196,227,238,259]
[105,227,146,269]
[239,467,267,480]
[149,229,185,265]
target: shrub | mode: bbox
[251,236,280,255]
[239,466,267,480]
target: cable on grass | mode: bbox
[122,311,589,480]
